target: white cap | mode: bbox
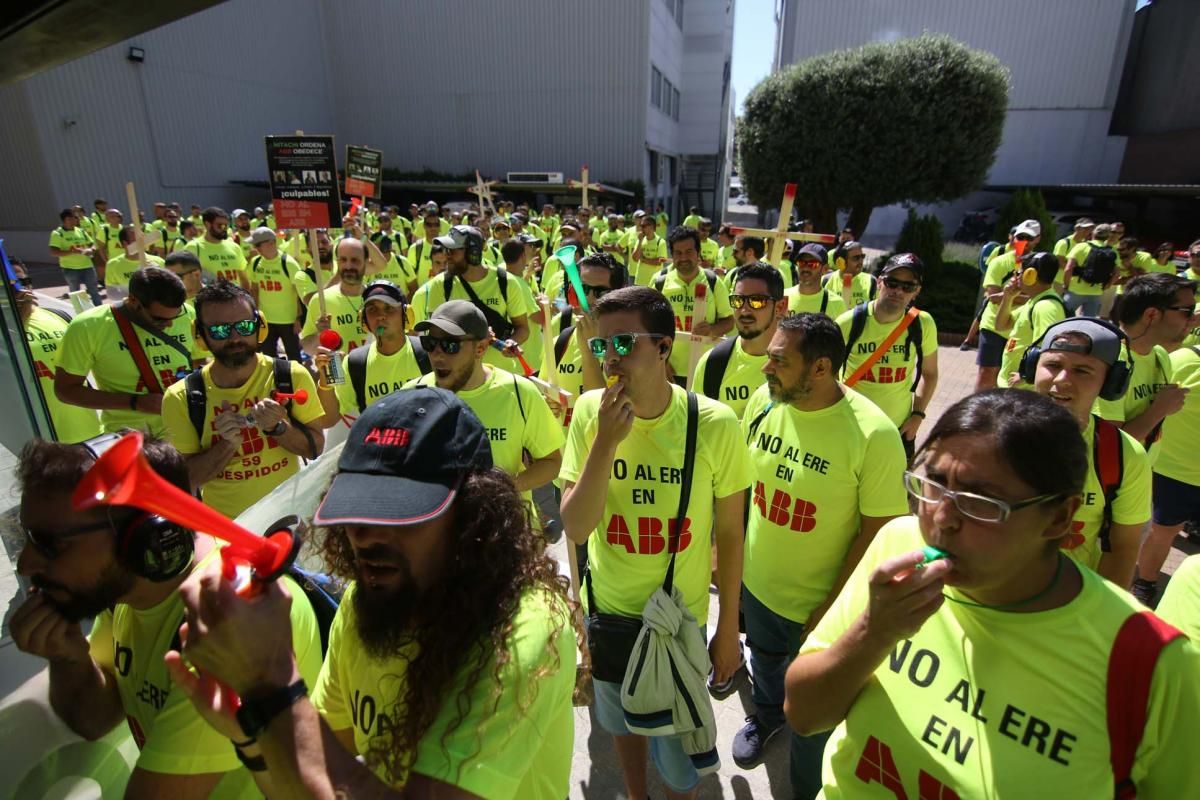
[1015,219,1041,238]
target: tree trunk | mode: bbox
[846,205,874,240]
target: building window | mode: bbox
[675,0,684,28]
[673,88,680,121]
[663,78,673,117]
[651,65,662,108]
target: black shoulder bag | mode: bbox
[584,391,698,683]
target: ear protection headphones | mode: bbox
[1017,317,1132,401]
[359,281,409,333]
[456,225,485,267]
[78,433,194,582]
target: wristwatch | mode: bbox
[235,678,307,738]
[262,419,288,437]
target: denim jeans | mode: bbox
[63,267,102,307]
[742,585,831,800]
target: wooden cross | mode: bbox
[729,183,836,264]
[567,164,603,209]
[467,170,498,216]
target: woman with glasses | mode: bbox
[784,389,1200,798]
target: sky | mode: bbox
[730,0,776,116]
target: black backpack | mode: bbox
[1077,243,1118,287]
[346,338,432,413]
[444,267,514,340]
[653,267,718,295]
[843,303,924,390]
[701,337,737,401]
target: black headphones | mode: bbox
[359,280,409,331]
[457,225,485,267]
[1017,317,1132,401]
[79,433,194,582]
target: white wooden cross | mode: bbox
[568,164,603,209]
[729,183,836,264]
[467,170,498,216]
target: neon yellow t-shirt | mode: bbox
[1156,554,1200,642]
[560,385,753,621]
[104,254,165,290]
[154,226,185,255]
[97,224,124,260]
[998,291,1067,389]
[410,269,534,374]
[836,303,938,427]
[550,315,589,430]
[411,368,563,506]
[374,253,416,291]
[654,268,734,380]
[1097,345,1171,462]
[700,238,719,266]
[335,340,426,417]
[692,336,767,419]
[311,583,574,798]
[728,261,796,292]
[88,550,322,796]
[1066,239,1111,295]
[24,307,101,443]
[1149,346,1200,487]
[183,238,247,284]
[630,235,669,286]
[821,270,874,308]
[802,515,1200,800]
[742,385,909,622]
[786,287,847,318]
[48,226,94,269]
[1057,416,1151,571]
[717,244,737,272]
[56,304,194,435]
[248,253,316,324]
[300,287,368,353]
[161,356,323,518]
[980,251,1020,335]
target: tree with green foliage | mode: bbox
[738,34,1008,237]
[894,209,945,272]
[992,188,1056,252]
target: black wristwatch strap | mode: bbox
[234,743,267,772]
[235,678,307,738]
[262,419,288,437]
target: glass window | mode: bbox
[663,78,673,117]
[673,88,681,120]
[651,65,662,108]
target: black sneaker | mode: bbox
[732,715,783,768]
[707,647,746,696]
[1131,578,1157,607]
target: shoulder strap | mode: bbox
[348,344,370,413]
[113,306,165,394]
[512,371,526,422]
[746,401,775,444]
[820,292,828,315]
[703,269,717,294]
[1107,611,1184,799]
[845,306,920,388]
[497,266,508,299]
[44,307,73,324]
[653,272,666,292]
[1092,416,1124,553]
[251,255,262,274]
[663,391,699,595]
[407,335,431,375]
[790,262,799,285]
[555,324,575,365]
[185,369,207,441]
[702,337,736,401]
[907,314,924,391]
[272,357,316,459]
[844,302,870,359]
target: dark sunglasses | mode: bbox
[729,294,776,310]
[149,308,185,325]
[419,335,475,354]
[206,318,260,340]
[1163,305,1197,316]
[588,332,666,358]
[883,277,920,292]
[582,284,612,299]
[23,519,113,559]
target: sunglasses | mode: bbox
[729,294,776,310]
[150,309,185,325]
[1163,305,1197,316]
[588,332,666,358]
[883,277,920,292]
[582,284,612,299]
[205,318,260,340]
[419,335,475,354]
[23,519,113,559]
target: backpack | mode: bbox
[285,564,343,654]
[444,267,513,340]
[1077,243,1118,287]
[1092,416,1124,554]
[843,303,924,390]
[653,267,718,295]
[346,338,431,413]
[184,357,316,459]
[250,254,294,280]
[701,337,737,401]
[553,308,576,366]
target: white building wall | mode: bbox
[678,0,733,156]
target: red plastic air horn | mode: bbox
[271,389,309,404]
[71,431,299,594]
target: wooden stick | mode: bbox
[309,228,327,319]
[539,297,558,382]
[686,282,709,390]
[769,183,797,265]
[125,181,148,268]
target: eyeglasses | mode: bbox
[150,308,185,325]
[205,318,260,340]
[729,294,776,310]
[1163,305,1197,316]
[903,471,1062,523]
[582,285,612,299]
[23,519,113,559]
[419,335,474,354]
[883,277,920,292]
[588,332,666,358]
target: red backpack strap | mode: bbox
[1093,417,1124,553]
[1107,611,1184,799]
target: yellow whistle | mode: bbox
[606,374,620,388]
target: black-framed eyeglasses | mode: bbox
[883,277,920,292]
[149,308,185,325]
[206,318,260,340]
[1163,305,1198,316]
[419,335,475,354]
[23,519,113,559]
[582,285,612,299]
[903,471,1062,523]
[588,332,666,358]
[729,294,776,310]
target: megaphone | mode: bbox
[555,244,589,313]
[72,431,299,594]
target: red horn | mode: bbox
[272,389,309,404]
[72,432,296,591]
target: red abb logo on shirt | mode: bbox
[859,366,909,385]
[753,481,818,532]
[855,735,960,799]
[606,515,692,554]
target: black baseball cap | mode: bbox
[312,388,493,527]
[880,253,924,281]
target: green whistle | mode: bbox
[918,545,949,567]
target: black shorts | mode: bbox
[1152,472,1200,526]
[976,329,1006,368]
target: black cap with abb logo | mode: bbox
[312,387,493,527]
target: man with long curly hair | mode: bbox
[164,387,579,798]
